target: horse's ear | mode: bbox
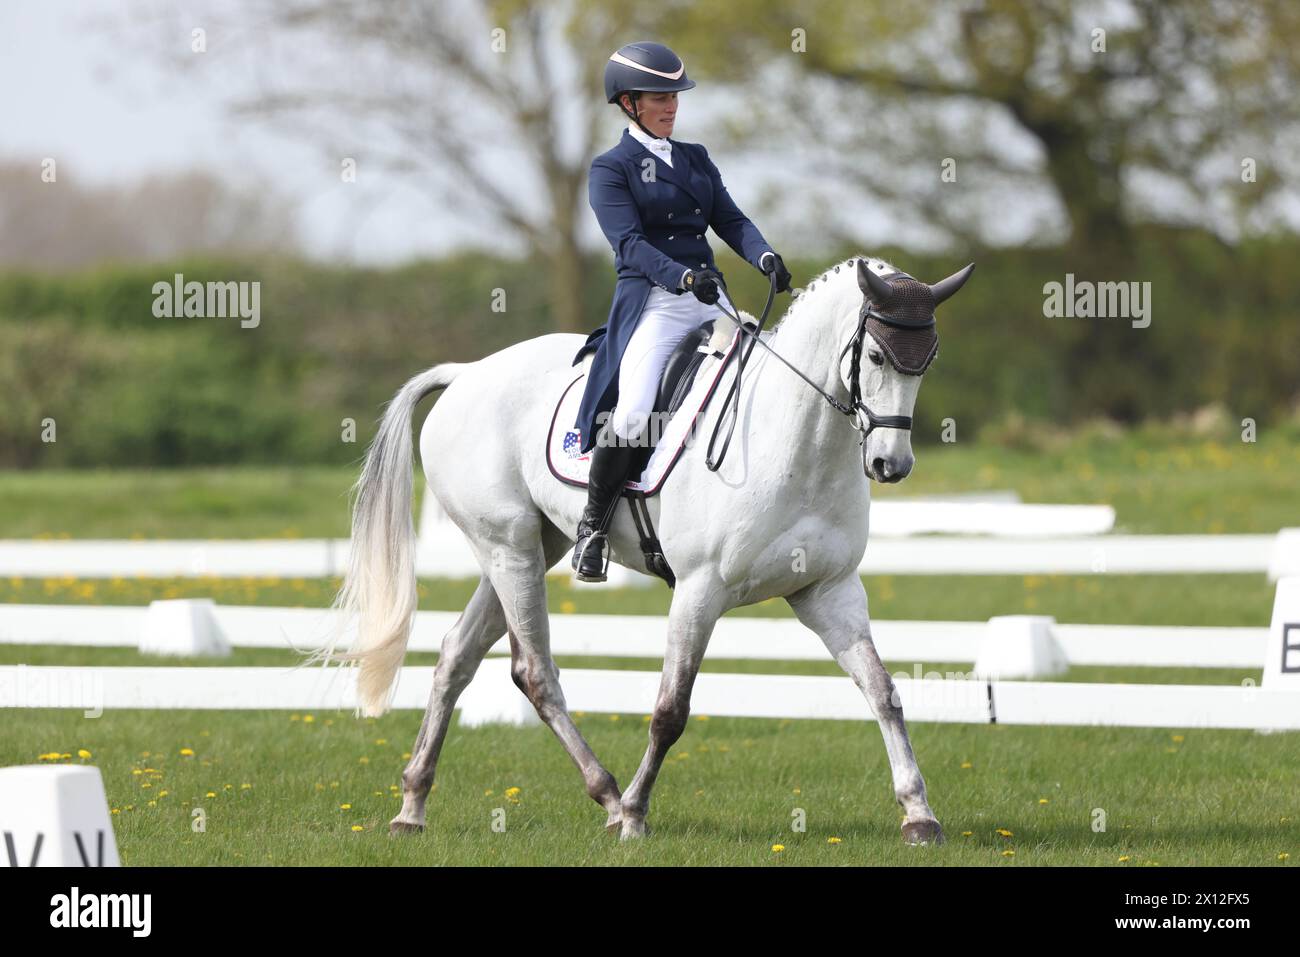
[857,258,894,301]
[928,263,975,306]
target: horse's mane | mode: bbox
[772,254,904,332]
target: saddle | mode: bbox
[548,317,747,585]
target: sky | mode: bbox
[5,0,1258,268]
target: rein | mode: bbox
[705,271,914,474]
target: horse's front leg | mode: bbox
[787,571,944,845]
[618,573,726,840]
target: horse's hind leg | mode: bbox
[787,571,944,845]
[486,516,624,830]
[391,574,506,834]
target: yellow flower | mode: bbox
[1038,798,1049,805]
[1172,734,1184,743]
[961,831,973,837]
[960,761,972,769]
[792,787,801,795]
[827,837,842,845]
[358,756,370,764]
[1002,849,1015,857]
[206,791,216,798]
[559,600,577,614]
[340,803,352,810]
[158,790,169,797]
[240,783,251,790]
[179,747,195,756]
[1118,856,1131,862]
[77,749,91,759]
[303,715,315,723]
[1280,853,1291,861]
[695,715,710,722]
[771,844,785,853]
[374,739,387,746]
[609,714,620,722]
[996,828,1013,837]
[351,825,364,832]
[504,787,521,797]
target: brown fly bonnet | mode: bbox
[854,258,975,376]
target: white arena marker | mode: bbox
[456,658,541,727]
[974,616,1068,680]
[1269,529,1300,582]
[138,598,230,657]
[0,765,120,866]
[1263,576,1300,691]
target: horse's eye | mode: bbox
[867,350,884,366]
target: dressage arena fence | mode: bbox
[2,588,1298,731]
[2,525,1297,582]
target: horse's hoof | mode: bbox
[390,819,425,836]
[901,818,945,846]
[619,818,649,841]
[604,814,622,835]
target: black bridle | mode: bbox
[705,271,918,475]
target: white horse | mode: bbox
[321,255,974,843]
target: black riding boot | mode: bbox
[572,423,635,582]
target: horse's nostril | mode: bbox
[872,457,888,478]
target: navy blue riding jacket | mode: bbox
[571,128,774,453]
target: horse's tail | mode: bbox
[312,362,469,717]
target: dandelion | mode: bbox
[375,739,387,746]
[205,791,216,798]
[359,756,370,765]
[996,828,1013,837]
[609,715,620,722]
[158,790,168,798]
[179,748,194,757]
[827,837,842,845]
[695,715,710,722]
[240,783,251,790]
[1038,798,1049,805]
[340,803,352,810]
[1118,856,1131,863]
[1002,849,1015,857]
[771,844,785,853]
[961,831,973,837]
[559,600,577,614]
[960,761,972,769]
[351,825,364,832]
[504,787,521,798]
[77,749,91,759]
[303,715,315,724]
[1280,853,1291,861]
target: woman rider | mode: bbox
[570,40,792,582]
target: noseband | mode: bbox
[705,272,922,476]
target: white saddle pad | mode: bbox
[547,324,743,496]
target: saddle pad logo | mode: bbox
[562,429,583,458]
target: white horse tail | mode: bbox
[315,362,469,717]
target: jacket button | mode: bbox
[695,234,702,239]
[694,208,701,214]
[668,235,674,240]
[699,262,707,268]
[667,213,674,219]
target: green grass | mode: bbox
[1,426,1296,539]
[8,709,1295,866]
[0,572,1280,626]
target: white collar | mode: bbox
[627,122,671,151]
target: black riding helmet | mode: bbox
[604,41,695,140]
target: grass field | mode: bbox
[12,709,1297,866]
[1,420,1297,538]
[3,431,1296,865]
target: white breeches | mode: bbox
[610,285,734,444]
